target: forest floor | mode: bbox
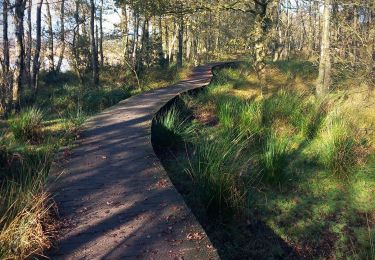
[0,64,193,259]
[153,60,375,259]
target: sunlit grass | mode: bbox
[154,61,375,258]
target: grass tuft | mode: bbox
[319,114,357,175]
[260,131,291,185]
[9,107,44,143]
[153,106,195,148]
[187,129,250,219]
[0,152,53,259]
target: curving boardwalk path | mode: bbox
[48,63,224,259]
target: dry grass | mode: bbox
[0,193,54,259]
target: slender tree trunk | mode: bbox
[177,14,184,68]
[132,11,139,67]
[316,0,332,96]
[186,23,191,62]
[2,0,11,115]
[90,0,99,86]
[253,2,268,80]
[139,18,150,69]
[121,4,129,62]
[26,0,32,89]
[99,0,104,67]
[158,16,165,66]
[165,22,170,65]
[13,0,26,111]
[307,1,314,58]
[32,0,43,91]
[56,0,66,72]
[46,0,54,71]
[169,18,178,64]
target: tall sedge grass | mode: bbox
[9,107,44,143]
[153,106,195,147]
[0,153,53,259]
[216,98,240,129]
[260,131,291,185]
[301,99,328,139]
[262,90,304,128]
[319,112,357,175]
[187,129,250,219]
[239,102,263,138]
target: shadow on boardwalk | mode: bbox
[48,64,222,259]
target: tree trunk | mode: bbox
[316,0,332,96]
[25,0,32,89]
[131,11,139,67]
[138,17,150,70]
[253,1,268,80]
[56,0,66,72]
[90,0,99,86]
[99,0,104,67]
[177,14,184,68]
[32,0,43,90]
[121,4,129,62]
[2,0,11,115]
[46,0,54,71]
[169,19,178,64]
[13,0,26,111]
[165,22,170,65]
[158,16,165,66]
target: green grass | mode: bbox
[0,143,53,259]
[318,113,358,176]
[152,105,196,148]
[186,129,250,219]
[9,107,44,143]
[153,61,375,258]
[260,131,291,185]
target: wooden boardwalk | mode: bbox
[48,64,223,259]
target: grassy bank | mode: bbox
[0,64,192,259]
[153,61,375,259]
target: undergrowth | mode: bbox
[153,61,375,259]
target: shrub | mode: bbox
[10,107,44,143]
[82,88,131,113]
[260,131,291,185]
[67,107,87,127]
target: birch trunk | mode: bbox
[26,0,32,89]
[56,0,66,72]
[32,0,43,90]
[46,0,54,71]
[316,0,332,96]
[177,14,184,68]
